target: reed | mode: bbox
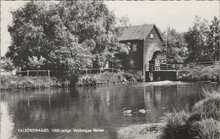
[161,89,220,139]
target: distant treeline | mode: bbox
[161,16,219,64]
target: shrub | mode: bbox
[189,118,220,139]
[161,90,220,139]
[180,65,220,82]
[77,71,137,86]
[0,75,67,89]
[192,92,220,120]
[161,111,189,139]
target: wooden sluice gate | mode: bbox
[145,63,190,82]
[145,61,220,82]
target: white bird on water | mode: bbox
[138,108,147,114]
[123,108,133,114]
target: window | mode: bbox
[150,34,154,39]
[132,43,137,52]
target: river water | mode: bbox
[1,82,219,139]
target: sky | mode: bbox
[1,1,219,56]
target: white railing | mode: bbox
[79,68,122,75]
[145,61,220,71]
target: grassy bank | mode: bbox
[161,91,220,139]
[117,90,220,139]
[0,71,137,89]
[178,65,220,82]
[77,71,137,86]
[0,76,70,90]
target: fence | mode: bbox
[16,70,51,77]
[0,71,13,76]
[5,61,220,76]
[146,64,190,71]
[79,68,121,75]
[145,61,220,72]
[13,68,121,77]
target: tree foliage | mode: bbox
[184,16,219,62]
[207,16,220,61]
[163,27,187,63]
[162,16,219,64]
[6,1,123,73]
[1,57,14,72]
[27,56,45,70]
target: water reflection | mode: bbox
[1,82,219,139]
[1,102,15,139]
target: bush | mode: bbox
[192,92,220,120]
[77,71,137,86]
[189,118,220,139]
[0,75,67,89]
[180,65,220,82]
[161,91,220,139]
[161,111,189,139]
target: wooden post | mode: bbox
[28,97,30,107]
[100,69,101,74]
[48,96,51,108]
[86,69,87,75]
[48,70,50,79]
[27,70,29,77]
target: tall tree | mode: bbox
[58,1,121,68]
[207,16,220,61]
[163,27,187,63]
[6,1,122,73]
[184,16,209,62]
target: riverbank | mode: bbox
[77,71,137,86]
[178,64,220,82]
[117,90,220,139]
[0,71,137,89]
[117,123,165,139]
[2,64,219,89]
[0,76,70,90]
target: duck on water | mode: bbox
[122,108,150,115]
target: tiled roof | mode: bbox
[118,24,155,41]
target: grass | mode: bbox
[160,111,189,139]
[192,91,220,120]
[179,65,220,82]
[161,90,220,139]
[0,75,69,89]
[1,71,137,89]
[77,71,137,86]
[190,118,220,139]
